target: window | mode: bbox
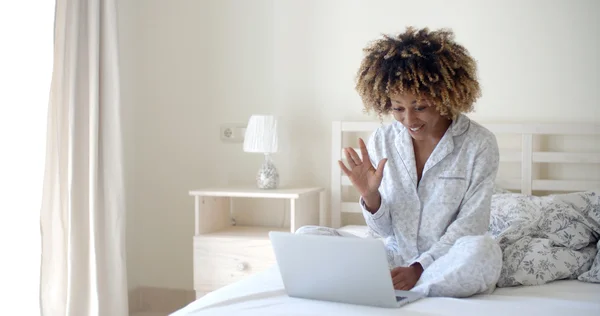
[0,1,55,315]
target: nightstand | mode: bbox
[189,186,326,298]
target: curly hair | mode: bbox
[355,27,481,119]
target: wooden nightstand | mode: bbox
[189,186,326,298]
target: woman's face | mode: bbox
[389,92,450,141]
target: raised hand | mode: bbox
[338,138,387,199]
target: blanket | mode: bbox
[489,190,600,287]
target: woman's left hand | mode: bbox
[391,264,423,290]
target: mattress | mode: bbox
[170,264,600,316]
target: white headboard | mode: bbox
[330,120,600,228]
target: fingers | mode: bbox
[392,268,412,290]
[376,158,388,178]
[393,276,410,290]
[392,273,404,285]
[395,283,410,291]
[343,148,355,167]
[346,147,362,166]
[338,160,351,176]
[392,267,417,290]
[358,138,371,165]
[393,277,409,290]
[342,139,380,172]
[344,148,358,167]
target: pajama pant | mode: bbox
[295,225,503,298]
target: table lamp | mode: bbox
[243,115,279,189]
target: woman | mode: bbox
[298,27,503,298]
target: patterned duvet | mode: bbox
[489,190,600,286]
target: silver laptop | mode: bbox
[268,231,425,308]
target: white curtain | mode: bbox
[40,0,128,315]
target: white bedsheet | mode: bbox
[170,265,600,316]
[337,225,371,238]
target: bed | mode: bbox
[171,119,600,316]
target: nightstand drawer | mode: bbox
[189,187,324,297]
[193,234,277,292]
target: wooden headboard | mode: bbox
[330,120,600,228]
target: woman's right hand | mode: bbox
[338,138,387,204]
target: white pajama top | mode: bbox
[361,114,500,270]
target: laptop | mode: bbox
[268,231,425,308]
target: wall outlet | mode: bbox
[220,124,246,143]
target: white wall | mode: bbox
[119,0,600,290]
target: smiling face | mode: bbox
[355,28,482,126]
[390,92,452,142]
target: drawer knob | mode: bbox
[237,262,248,271]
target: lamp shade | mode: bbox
[243,115,278,153]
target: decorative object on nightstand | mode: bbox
[243,115,279,189]
[188,186,326,298]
